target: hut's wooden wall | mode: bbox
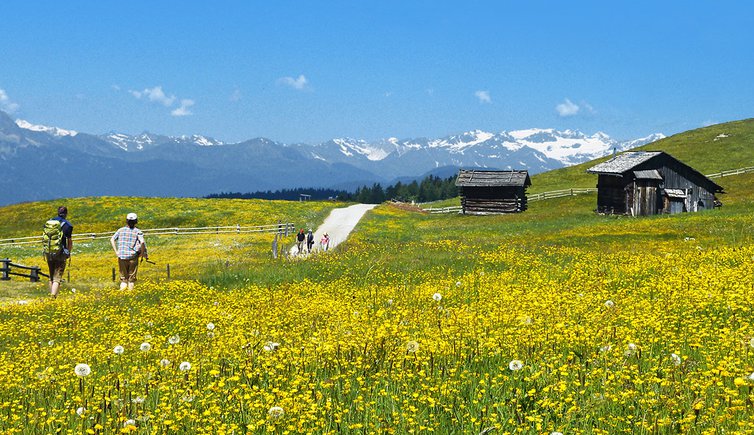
[460,186,528,214]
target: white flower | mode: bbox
[132,396,145,404]
[168,335,180,345]
[74,363,91,377]
[406,341,419,354]
[71,288,76,293]
[625,343,638,356]
[160,359,171,367]
[604,299,615,308]
[748,371,754,382]
[17,300,28,305]
[386,299,394,306]
[76,406,86,416]
[670,353,682,366]
[432,292,442,302]
[264,342,280,352]
[551,432,564,435]
[508,360,523,371]
[124,419,136,428]
[749,337,754,348]
[268,406,284,419]
[206,322,215,331]
[113,345,124,355]
[179,361,191,371]
[48,340,54,346]
[139,342,151,352]
[455,281,462,287]
[600,344,612,353]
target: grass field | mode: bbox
[1,121,754,433]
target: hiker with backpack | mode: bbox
[43,206,73,298]
[110,213,148,291]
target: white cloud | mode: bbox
[277,75,309,90]
[474,90,491,104]
[556,98,580,117]
[129,86,176,106]
[171,99,195,117]
[0,88,20,113]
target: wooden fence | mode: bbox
[528,188,597,202]
[0,222,295,247]
[705,166,754,179]
[1,258,48,282]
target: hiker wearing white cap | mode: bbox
[110,212,148,290]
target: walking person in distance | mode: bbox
[296,228,306,254]
[110,213,148,291]
[306,229,314,253]
[42,206,73,298]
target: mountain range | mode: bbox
[0,110,664,205]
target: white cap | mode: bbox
[126,212,138,221]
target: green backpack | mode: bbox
[42,219,64,256]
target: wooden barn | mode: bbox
[586,151,724,216]
[455,170,531,214]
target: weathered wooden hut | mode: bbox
[586,151,723,216]
[455,170,531,214]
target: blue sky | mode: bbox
[1,1,753,144]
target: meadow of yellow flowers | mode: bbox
[1,190,754,433]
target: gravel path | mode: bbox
[290,203,376,256]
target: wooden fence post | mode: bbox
[166,264,171,280]
[112,267,116,281]
[30,266,40,282]
[1,259,10,281]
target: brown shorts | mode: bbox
[45,253,67,283]
[118,257,140,283]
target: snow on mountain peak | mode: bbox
[332,138,389,161]
[15,119,78,137]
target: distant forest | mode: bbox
[206,175,459,204]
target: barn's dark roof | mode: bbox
[587,152,662,174]
[455,170,531,187]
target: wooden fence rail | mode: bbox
[0,222,296,247]
[528,188,597,202]
[0,258,48,282]
[705,166,754,179]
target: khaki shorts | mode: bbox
[118,257,140,283]
[45,253,67,283]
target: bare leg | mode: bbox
[50,281,60,298]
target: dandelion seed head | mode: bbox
[179,361,191,371]
[168,335,180,345]
[206,322,215,331]
[671,353,682,366]
[76,406,85,416]
[432,292,442,302]
[406,341,419,353]
[604,299,615,308]
[160,359,171,367]
[139,342,151,352]
[268,406,284,419]
[508,359,523,371]
[113,345,124,355]
[74,363,91,377]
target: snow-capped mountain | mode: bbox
[15,119,78,137]
[0,109,666,205]
[101,132,223,151]
[298,129,665,179]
